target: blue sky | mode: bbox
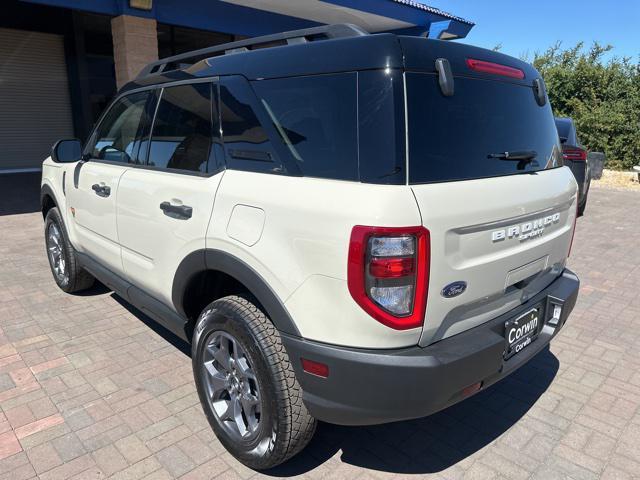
[423,0,640,61]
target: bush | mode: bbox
[530,43,640,170]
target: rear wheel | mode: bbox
[192,295,316,470]
[45,207,95,293]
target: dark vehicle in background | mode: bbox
[555,117,590,216]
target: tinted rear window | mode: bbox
[407,73,562,184]
[555,119,571,143]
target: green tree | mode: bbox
[531,43,640,170]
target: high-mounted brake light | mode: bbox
[348,226,430,330]
[466,58,525,79]
[562,146,587,162]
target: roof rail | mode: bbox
[137,23,369,79]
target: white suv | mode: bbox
[40,25,580,469]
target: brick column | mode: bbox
[111,15,158,89]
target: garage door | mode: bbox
[0,28,75,171]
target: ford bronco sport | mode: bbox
[41,24,580,469]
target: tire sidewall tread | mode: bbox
[44,207,94,293]
[192,295,316,470]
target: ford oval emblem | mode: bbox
[441,281,467,298]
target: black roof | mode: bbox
[121,24,540,94]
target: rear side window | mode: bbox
[251,73,358,181]
[147,83,213,173]
[219,76,283,175]
[407,73,562,184]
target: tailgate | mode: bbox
[413,168,577,346]
[403,65,579,346]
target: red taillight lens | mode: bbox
[562,146,587,161]
[348,226,430,330]
[466,58,525,79]
[369,257,415,278]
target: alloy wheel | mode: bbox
[202,331,262,442]
[47,223,67,284]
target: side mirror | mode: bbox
[51,139,82,163]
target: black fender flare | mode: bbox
[172,249,301,337]
[40,183,59,218]
[40,183,58,209]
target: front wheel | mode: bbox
[192,295,316,470]
[44,207,95,293]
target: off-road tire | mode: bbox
[44,207,95,293]
[192,295,316,470]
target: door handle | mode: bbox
[91,183,111,197]
[160,201,193,219]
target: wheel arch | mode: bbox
[173,249,301,339]
[40,183,58,219]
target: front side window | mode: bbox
[147,83,213,173]
[87,91,151,163]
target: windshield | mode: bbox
[407,73,562,184]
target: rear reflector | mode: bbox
[461,382,482,398]
[466,58,525,79]
[301,358,329,378]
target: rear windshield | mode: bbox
[407,73,562,184]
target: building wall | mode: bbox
[111,15,159,89]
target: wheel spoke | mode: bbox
[206,338,231,372]
[236,357,256,381]
[212,346,230,371]
[241,393,258,413]
[204,362,228,392]
[231,396,247,436]
[216,399,233,421]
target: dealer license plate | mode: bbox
[504,307,542,359]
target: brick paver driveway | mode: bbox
[1,179,639,479]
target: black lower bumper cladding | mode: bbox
[282,269,579,426]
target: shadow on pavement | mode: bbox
[112,289,558,475]
[112,293,192,357]
[268,346,558,476]
[0,172,41,216]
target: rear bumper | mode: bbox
[282,268,579,426]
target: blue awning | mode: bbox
[21,0,474,39]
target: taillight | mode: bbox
[347,226,430,330]
[562,146,587,161]
[466,58,525,79]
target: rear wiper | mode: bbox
[487,150,538,161]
